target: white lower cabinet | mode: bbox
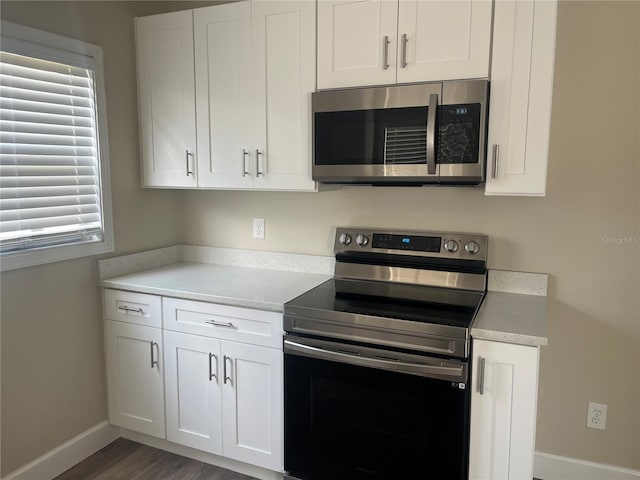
[164,330,283,471]
[468,339,540,480]
[105,320,165,438]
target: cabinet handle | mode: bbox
[150,341,159,369]
[382,35,390,70]
[401,33,408,68]
[209,353,218,382]
[256,149,264,177]
[205,320,234,329]
[491,144,500,179]
[477,356,486,395]
[242,149,250,177]
[118,305,144,315]
[185,150,194,176]
[223,355,232,385]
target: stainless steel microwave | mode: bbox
[312,80,489,185]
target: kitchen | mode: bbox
[0,1,638,480]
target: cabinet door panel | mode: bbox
[317,0,398,89]
[164,331,223,454]
[136,11,197,188]
[485,0,557,195]
[469,339,539,480]
[252,1,316,191]
[397,0,491,82]
[195,2,254,189]
[105,321,165,438]
[222,341,283,471]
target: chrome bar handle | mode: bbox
[223,355,232,384]
[185,150,194,176]
[242,149,250,177]
[401,33,408,68]
[118,306,144,314]
[256,149,264,177]
[491,144,500,179]
[209,353,218,382]
[426,93,438,175]
[477,356,486,395]
[382,35,390,70]
[150,341,159,369]
[205,320,234,329]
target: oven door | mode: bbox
[283,336,470,480]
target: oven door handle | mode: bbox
[284,339,466,383]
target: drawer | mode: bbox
[163,297,283,348]
[104,289,162,328]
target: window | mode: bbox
[0,21,113,271]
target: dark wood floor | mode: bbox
[54,438,258,480]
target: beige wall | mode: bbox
[0,0,638,475]
[0,1,206,475]
[182,1,640,470]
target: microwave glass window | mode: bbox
[315,106,428,166]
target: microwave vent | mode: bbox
[384,126,427,164]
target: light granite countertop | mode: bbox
[100,261,331,312]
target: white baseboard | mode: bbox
[535,451,640,479]
[121,429,283,480]
[2,421,120,480]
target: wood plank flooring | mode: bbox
[54,438,257,480]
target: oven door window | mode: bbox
[314,106,428,166]
[284,352,470,480]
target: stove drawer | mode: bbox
[104,289,162,328]
[163,297,282,348]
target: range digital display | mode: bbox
[372,234,441,252]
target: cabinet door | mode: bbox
[485,0,557,196]
[252,0,316,191]
[396,0,492,83]
[136,11,197,188]
[221,341,283,471]
[164,331,223,454]
[105,321,165,438]
[317,0,398,89]
[469,339,539,480]
[195,2,254,189]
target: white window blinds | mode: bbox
[0,49,106,253]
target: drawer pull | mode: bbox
[118,306,144,315]
[205,320,235,329]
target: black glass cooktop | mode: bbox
[285,279,484,329]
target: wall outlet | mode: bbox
[252,218,265,239]
[586,402,607,430]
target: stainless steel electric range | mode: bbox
[283,227,488,480]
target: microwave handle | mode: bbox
[426,93,438,175]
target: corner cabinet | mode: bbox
[485,0,557,196]
[135,11,198,188]
[317,0,492,89]
[136,1,316,191]
[468,339,540,480]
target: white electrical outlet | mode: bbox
[586,402,607,430]
[253,218,265,239]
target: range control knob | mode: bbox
[338,233,352,245]
[443,239,459,253]
[356,234,369,247]
[465,241,480,254]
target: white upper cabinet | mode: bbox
[195,2,253,189]
[136,11,197,188]
[317,0,492,89]
[485,0,557,196]
[194,1,316,191]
